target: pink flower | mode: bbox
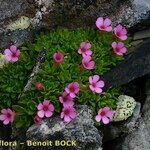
[95,107,114,124]
[34,115,42,124]
[0,108,15,125]
[96,17,112,32]
[111,42,127,56]
[82,56,95,70]
[78,42,92,57]
[65,82,80,98]
[59,92,74,107]
[35,82,44,90]
[37,100,54,118]
[4,45,20,62]
[61,106,76,123]
[53,51,64,64]
[114,24,127,41]
[89,75,105,93]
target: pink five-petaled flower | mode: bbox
[78,42,92,57]
[61,106,76,123]
[53,51,64,64]
[0,108,15,125]
[82,56,95,70]
[111,42,127,56]
[95,107,114,124]
[96,17,112,32]
[59,92,74,107]
[4,45,20,62]
[89,75,105,93]
[114,24,128,41]
[34,115,42,124]
[37,100,54,118]
[35,82,44,90]
[65,82,80,98]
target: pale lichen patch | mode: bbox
[6,16,30,31]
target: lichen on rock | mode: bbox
[112,95,136,122]
[0,53,7,68]
[6,16,30,31]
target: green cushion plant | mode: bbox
[0,17,131,129]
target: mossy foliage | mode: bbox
[0,28,131,128]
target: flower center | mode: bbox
[43,106,48,111]
[81,48,86,53]
[7,113,11,119]
[56,54,61,60]
[115,47,120,52]
[116,32,121,36]
[101,25,105,29]
[12,53,17,58]
[64,109,70,115]
[69,86,75,92]
[92,83,96,87]
[63,96,68,102]
[84,62,89,67]
[100,111,106,116]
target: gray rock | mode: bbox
[0,0,149,49]
[102,102,141,141]
[118,76,150,150]
[102,39,150,90]
[133,29,150,40]
[111,0,150,28]
[26,105,102,150]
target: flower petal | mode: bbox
[106,111,114,119]
[104,18,111,27]
[95,115,102,122]
[89,76,93,84]
[89,85,95,91]
[1,109,8,114]
[37,103,43,110]
[48,104,54,111]
[4,49,12,55]
[105,26,112,32]
[111,42,117,49]
[119,35,127,41]
[0,115,6,121]
[64,116,71,122]
[84,43,91,49]
[70,93,76,98]
[96,17,104,28]
[93,75,100,83]
[10,45,17,52]
[120,47,127,53]
[95,87,102,93]
[37,110,45,118]
[102,116,109,124]
[11,57,18,62]
[96,80,105,88]
[45,111,53,118]
[43,100,50,106]
[3,119,10,125]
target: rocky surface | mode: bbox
[26,105,102,150]
[0,0,149,49]
[102,39,150,90]
[18,48,46,99]
[120,77,150,150]
[102,102,141,142]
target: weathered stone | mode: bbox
[110,75,150,150]
[102,39,150,90]
[26,105,103,150]
[0,0,149,49]
[19,48,46,99]
[133,29,150,40]
[102,102,141,142]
